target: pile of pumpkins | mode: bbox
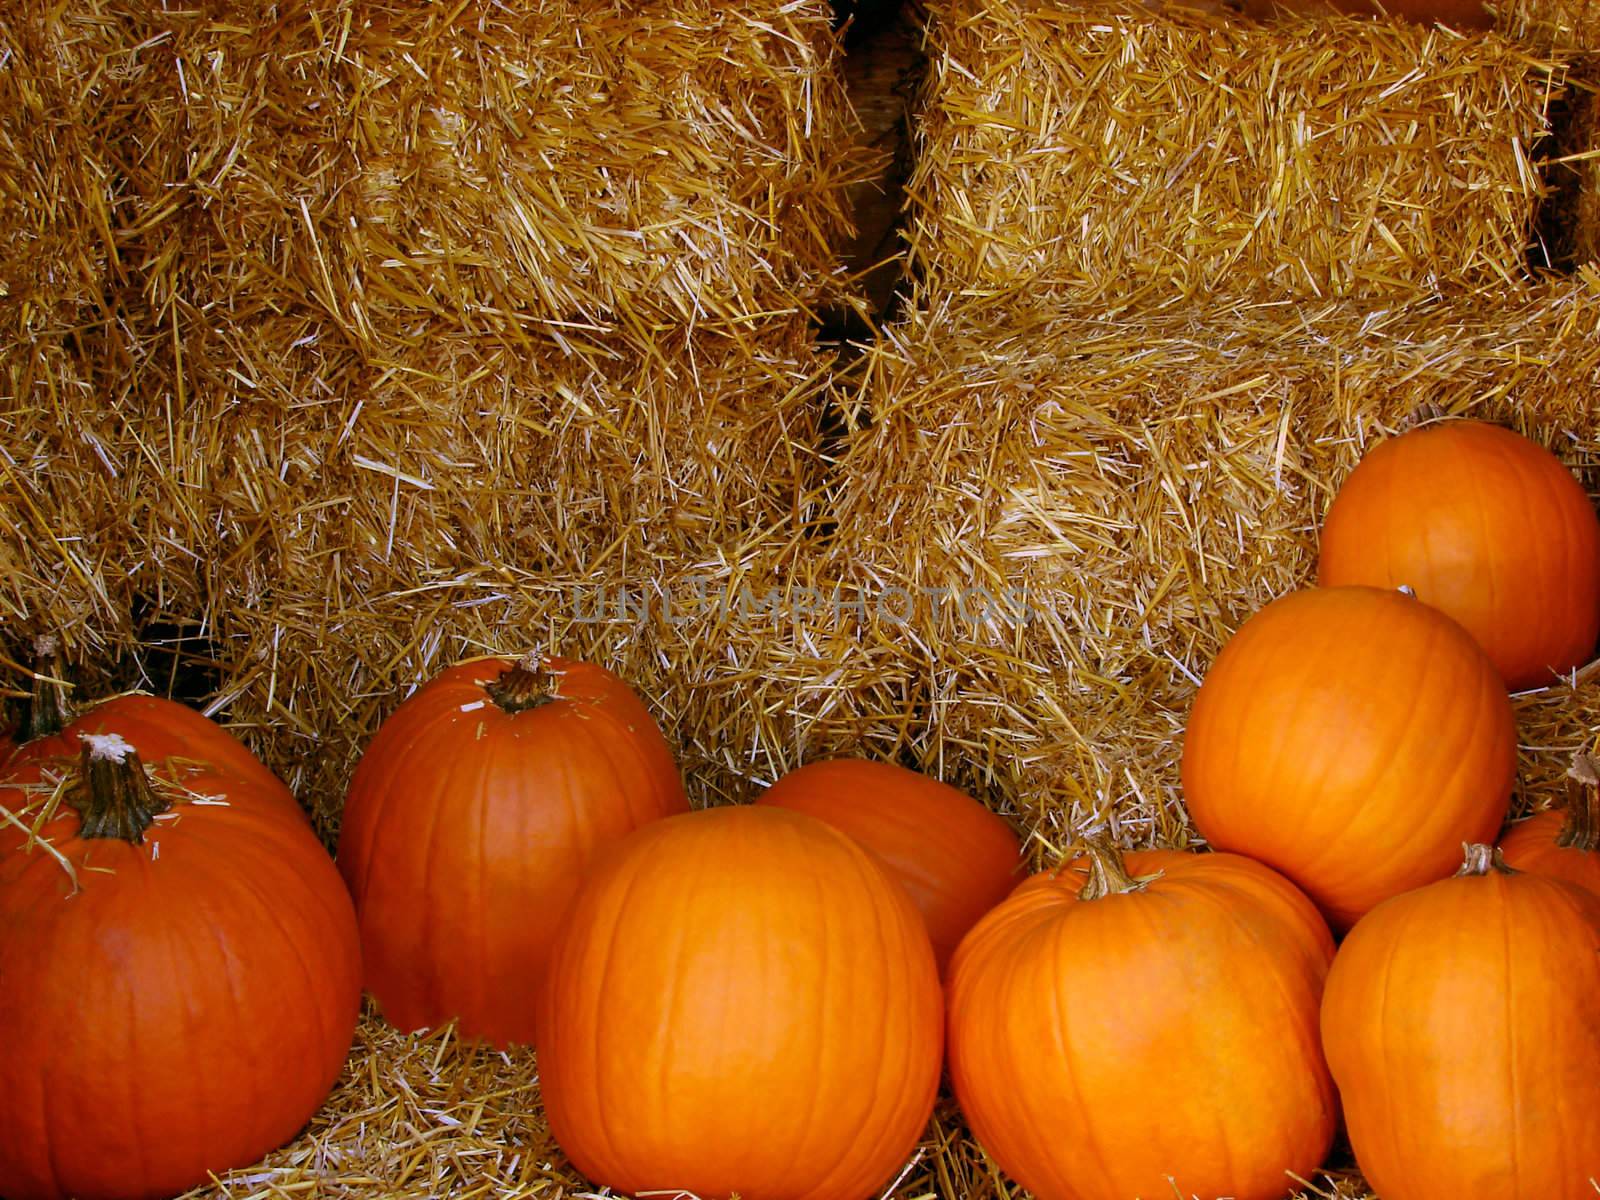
[3,416,1600,1200]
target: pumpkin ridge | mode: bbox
[1501,868,1522,1199]
[832,832,936,1199]
[1139,872,1329,1191]
[1039,919,1103,1196]
[587,846,654,1175]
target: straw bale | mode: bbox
[904,0,1562,312]
[0,10,111,340]
[814,279,1600,846]
[339,0,873,353]
[0,315,836,830]
[0,0,870,356]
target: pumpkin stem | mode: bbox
[484,656,560,715]
[1456,843,1515,877]
[69,733,169,844]
[1559,751,1600,853]
[1077,836,1151,901]
[18,635,74,743]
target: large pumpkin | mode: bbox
[1183,585,1516,930]
[1499,753,1600,898]
[538,805,943,1200]
[1321,844,1600,1199]
[0,735,361,1200]
[1318,420,1600,691]
[946,843,1337,1200]
[336,654,687,1047]
[756,757,1024,971]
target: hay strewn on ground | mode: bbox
[170,1006,1376,1199]
[904,0,1562,311]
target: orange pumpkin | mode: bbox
[1183,585,1516,930]
[756,758,1024,971]
[1318,420,1600,691]
[538,805,943,1200]
[336,654,687,1047]
[0,735,361,1200]
[1499,753,1600,898]
[1321,844,1600,1199]
[947,842,1337,1200]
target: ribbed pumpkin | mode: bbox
[1321,845,1600,1199]
[1499,753,1600,898]
[538,805,943,1200]
[1183,585,1517,930]
[0,735,361,1200]
[1318,420,1600,691]
[756,758,1024,972]
[336,654,687,1047]
[946,843,1337,1200]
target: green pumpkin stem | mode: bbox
[1559,753,1600,853]
[1077,836,1150,901]
[1456,843,1515,877]
[70,734,169,844]
[19,635,74,743]
[484,657,559,715]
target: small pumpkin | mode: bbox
[1318,419,1600,691]
[336,654,687,1047]
[1498,752,1600,898]
[1183,585,1516,930]
[946,842,1337,1200]
[538,805,943,1200]
[756,757,1024,971]
[1321,844,1600,1199]
[0,735,361,1200]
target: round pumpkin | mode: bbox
[538,804,943,1200]
[0,734,361,1200]
[336,654,687,1047]
[1499,754,1600,898]
[756,758,1024,972]
[1321,844,1600,1199]
[946,842,1337,1200]
[1318,420,1600,691]
[1183,585,1516,930]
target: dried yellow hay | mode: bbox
[904,0,1563,311]
[1490,0,1600,55]
[1,319,836,829]
[814,278,1600,846]
[342,0,873,353]
[0,0,871,357]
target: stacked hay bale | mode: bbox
[0,0,872,825]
